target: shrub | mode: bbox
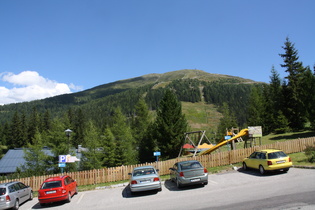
[304,143,315,163]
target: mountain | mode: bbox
[0,69,263,132]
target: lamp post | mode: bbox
[65,129,72,154]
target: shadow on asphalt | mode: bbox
[163,179,205,191]
[237,167,289,177]
[122,184,159,198]
[30,200,68,209]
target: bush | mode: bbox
[304,143,315,163]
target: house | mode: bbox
[0,147,54,175]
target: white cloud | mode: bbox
[0,71,82,105]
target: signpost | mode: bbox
[58,155,80,173]
[153,151,161,162]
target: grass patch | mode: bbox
[290,152,315,166]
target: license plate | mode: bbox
[276,160,285,164]
[140,180,150,183]
[46,190,56,194]
[190,178,201,182]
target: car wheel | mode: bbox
[13,199,19,210]
[29,191,33,200]
[259,165,265,175]
[176,179,182,189]
[243,162,247,170]
[67,192,72,203]
[203,181,208,186]
[283,168,289,173]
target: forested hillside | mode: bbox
[0,69,260,173]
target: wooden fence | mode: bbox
[2,137,315,191]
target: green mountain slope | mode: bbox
[0,69,263,132]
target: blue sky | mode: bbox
[0,0,314,105]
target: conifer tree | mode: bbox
[279,37,307,130]
[21,129,54,176]
[101,127,116,167]
[9,111,23,148]
[247,86,264,127]
[131,98,151,155]
[110,107,137,165]
[81,120,102,170]
[153,89,188,160]
[302,66,315,129]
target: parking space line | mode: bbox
[77,192,84,204]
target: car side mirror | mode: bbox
[128,173,132,175]
[169,168,174,171]
[156,169,159,172]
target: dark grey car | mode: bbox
[0,181,33,210]
[169,160,208,188]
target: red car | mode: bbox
[38,175,78,206]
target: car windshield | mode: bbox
[180,162,202,170]
[41,181,62,189]
[0,188,6,195]
[268,151,288,159]
[133,168,155,176]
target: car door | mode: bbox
[246,152,260,169]
[65,177,75,195]
[16,182,29,203]
[170,164,178,181]
[68,177,76,195]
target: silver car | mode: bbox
[0,181,33,210]
[169,160,208,188]
[128,166,162,193]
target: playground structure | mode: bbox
[180,126,262,157]
[178,130,214,157]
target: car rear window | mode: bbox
[268,151,288,159]
[133,168,155,176]
[41,181,62,189]
[180,162,202,170]
[0,188,6,195]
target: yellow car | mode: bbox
[243,149,292,175]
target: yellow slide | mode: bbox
[198,128,248,156]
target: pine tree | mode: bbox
[247,86,264,127]
[131,98,151,155]
[110,107,137,165]
[9,111,23,148]
[101,127,116,167]
[80,120,102,170]
[279,37,307,130]
[153,89,188,160]
[28,107,40,144]
[46,118,78,173]
[21,129,55,176]
[302,66,315,129]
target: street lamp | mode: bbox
[65,129,72,154]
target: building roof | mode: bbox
[182,144,194,149]
[0,148,54,174]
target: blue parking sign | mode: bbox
[153,151,161,156]
[59,155,67,163]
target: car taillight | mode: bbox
[153,177,160,182]
[204,168,208,173]
[267,161,272,165]
[179,172,184,177]
[5,195,10,202]
[62,189,67,194]
[131,180,137,184]
[289,157,292,162]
